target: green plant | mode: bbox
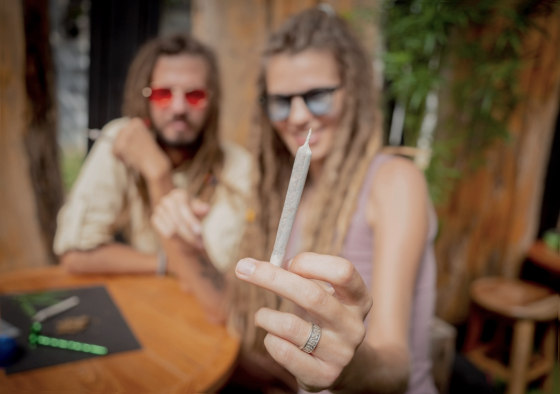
[380,0,552,204]
[60,149,85,193]
[542,229,560,253]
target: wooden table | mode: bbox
[0,266,240,393]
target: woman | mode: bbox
[227,6,438,394]
[153,6,437,393]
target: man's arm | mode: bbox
[60,243,158,274]
[113,119,228,319]
[151,190,228,322]
[164,238,227,323]
[112,117,175,203]
[56,118,173,275]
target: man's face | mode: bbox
[147,54,211,147]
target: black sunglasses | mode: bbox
[263,86,340,121]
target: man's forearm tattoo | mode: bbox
[197,255,224,290]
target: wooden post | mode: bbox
[0,0,50,271]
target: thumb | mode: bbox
[191,198,210,218]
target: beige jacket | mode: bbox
[53,118,252,271]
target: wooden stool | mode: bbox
[463,277,559,394]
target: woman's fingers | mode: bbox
[255,308,356,391]
[289,252,372,317]
[235,257,369,337]
[236,255,371,391]
[236,255,371,321]
[255,309,312,351]
[263,334,342,391]
[255,308,356,363]
[235,258,342,326]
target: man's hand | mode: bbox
[112,117,172,181]
[151,189,210,251]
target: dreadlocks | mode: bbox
[231,8,381,350]
[245,7,381,260]
[229,7,383,352]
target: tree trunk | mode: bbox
[0,0,53,272]
[22,0,64,264]
[435,7,560,324]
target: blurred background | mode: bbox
[1,1,558,393]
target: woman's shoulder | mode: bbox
[369,153,429,206]
[364,153,432,236]
[373,153,426,186]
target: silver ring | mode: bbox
[300,323,321,354]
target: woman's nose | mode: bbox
[287,96,312,125]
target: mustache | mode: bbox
[156,130,203,150]
[154,114,204,150]
[165,114,192,128]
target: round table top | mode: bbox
[0,266,240,392]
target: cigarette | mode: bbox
[270,129,312,267]
[32,296,80,323]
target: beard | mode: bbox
[154,114,204,151]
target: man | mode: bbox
[54,34,251,301]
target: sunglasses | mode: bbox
[264,86,340,122]
[142,86,209,108]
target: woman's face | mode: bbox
[264,49,344,162]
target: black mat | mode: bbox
[0,285,142,373]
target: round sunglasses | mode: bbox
[142,86,209,108]
[263,86,340,122]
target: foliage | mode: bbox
[60,149,85,193]
[380,0,553,204]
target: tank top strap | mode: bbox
[356,153,396,211]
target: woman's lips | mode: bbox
[294,130,319,146]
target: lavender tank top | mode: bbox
[291,154,438,394]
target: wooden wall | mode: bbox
[435,7,560,324]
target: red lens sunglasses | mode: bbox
[142,87,209,108]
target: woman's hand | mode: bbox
[151,189,210,251]
[234,252,372,392]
